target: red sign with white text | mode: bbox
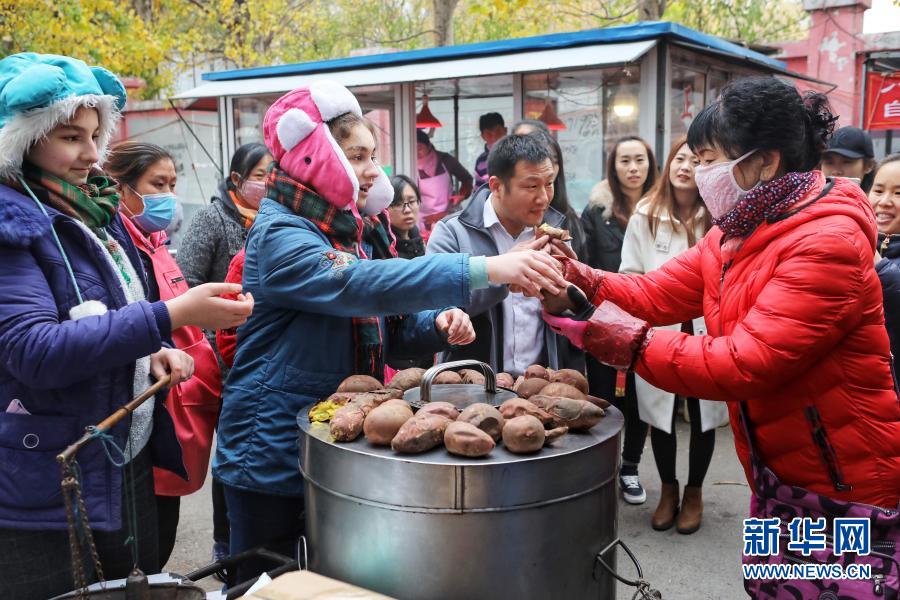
[864,72,900,131]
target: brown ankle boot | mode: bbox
[651,481,679,531]
[677,486,703,534]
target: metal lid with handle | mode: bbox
[403,360,517,409]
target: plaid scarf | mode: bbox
[20,163,120,235]
[267,166,398,379]
[716,171,818,239]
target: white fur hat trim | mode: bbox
[0,94,121,180]
[276,107,317,152]
[310,80,361,122]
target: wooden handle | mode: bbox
[57,375,172,464]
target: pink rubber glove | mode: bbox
[543,312,588,348]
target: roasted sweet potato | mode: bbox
[549,369,589,394]
[538,222,572,242]
[416,402,460,420]
[502,415,545,453]
[515,377,550,399]
[457,403,505,442]
[444,421,495,457]
[496,372,515,389]
[586,395,611,410]
[459,369,486,385]
[391,414,452,453]
[330,403,367,442]
[540,382,587,400]
[310,390,400,423]
[308,395,353,423]
[336,375,384,393]
[544,426,569,445]
[529,395,605,430]
[363,401,414,446]
[524,365,550,380]
[498,398,554,426]
[433,371,463,385]
[387,368,426,391]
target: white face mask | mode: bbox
[694,149,758,220]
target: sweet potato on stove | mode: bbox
[515,377,549,399]
[391,414,452,453]
[416,402,460,420]
[387,368,426,391]
[310,390,399,423]
[540,382,587,400]
[433,371,463,385]
[364,401,414,446]
[549,369,589,394]
[444,421,495,457]
[499,398,554,426]
[502,415,545,453]
[336,374,384,393]
[496,372,515,388]
[529,395,605,430]
[459,369,486,385]
[524,364,550,380]
[457,403,505,442]
[586,395,611,410]
[544,426,569,446]
[330,403,367,442]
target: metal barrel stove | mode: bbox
[297,361,624,600]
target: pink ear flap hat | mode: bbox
[262,80,393,224]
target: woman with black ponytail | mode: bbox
[541,77,900,594]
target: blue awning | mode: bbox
[200,21,785,83]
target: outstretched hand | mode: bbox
[485,250,565,299]
[165,282,254,331]
[435,308,476,345]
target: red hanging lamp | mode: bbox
[416,94,442,129]
[539,100,566,131]
[538,75,566,131]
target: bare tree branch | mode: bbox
[373,28,438,45]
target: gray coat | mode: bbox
[176,186,247,288]
[426,187,585,374]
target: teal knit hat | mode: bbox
[0,53,127,178]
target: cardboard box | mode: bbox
[242,570,397,600]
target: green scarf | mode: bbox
[21,163,120,234]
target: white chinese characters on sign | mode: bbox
[885,100,900,120]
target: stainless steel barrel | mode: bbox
[297,404,623,600]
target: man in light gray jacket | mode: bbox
[426,134,585,376]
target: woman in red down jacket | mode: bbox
[544,77,900,510]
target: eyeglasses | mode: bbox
[390,199,420,211]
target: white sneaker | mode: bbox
[619,473,647,504]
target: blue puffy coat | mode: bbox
[213,200,472,497]
[0,183,184,531]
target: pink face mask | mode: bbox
[694,149,758,220]
[239,180,267,209]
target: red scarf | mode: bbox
[716,171,818,239]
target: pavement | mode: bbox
[166,415,750,599]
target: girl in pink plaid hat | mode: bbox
[213,81,566,584]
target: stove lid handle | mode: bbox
[418,360,496,403]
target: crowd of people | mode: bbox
[0,51,897,599]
